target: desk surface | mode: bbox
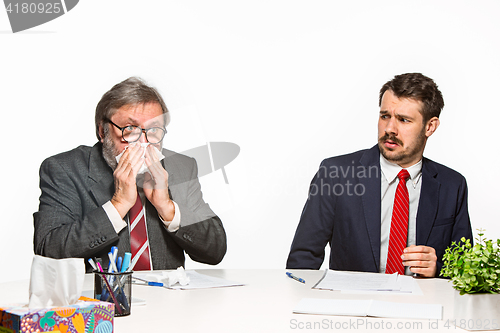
[0,269,474,332]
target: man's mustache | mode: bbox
[379,134,403,147]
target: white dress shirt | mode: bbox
[379,154,422,275]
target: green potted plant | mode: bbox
[440,229,500,330]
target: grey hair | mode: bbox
[95,77,170,140]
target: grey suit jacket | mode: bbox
[34,143,226,271]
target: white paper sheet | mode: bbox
[313,270,421,295]
[294,298,442,320]
[341,274,423,295]
[134,270,244,290]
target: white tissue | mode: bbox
[28,255,85,309]
[166,267,190,287]
[115,143,165,175]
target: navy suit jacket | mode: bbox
[286,145,472,276]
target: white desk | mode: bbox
[0,269,476,332]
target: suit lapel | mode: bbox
[88,143,115,206]
[416,158,440,244]
[359,145,382,270]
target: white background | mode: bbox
[1,0,499,283]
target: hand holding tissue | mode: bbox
[116,142,165,175]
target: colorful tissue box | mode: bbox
[0,296,114,333]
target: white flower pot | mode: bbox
[453,290,500,331]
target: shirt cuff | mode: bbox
[103,201,127,233]
[160,201,181,232]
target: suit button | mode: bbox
[89,242,95,248]
[101,236,106,242]
[183,234,192,242]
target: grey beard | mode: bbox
[102,134,119,170]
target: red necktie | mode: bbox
[129,195,152,271]
[386,169,410,275]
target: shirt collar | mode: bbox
[379,154,423,189]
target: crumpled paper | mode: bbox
[29,255,85,308]
[143,267,190,287]
[115,142,165,175]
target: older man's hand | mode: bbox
[143,145,175,221]
[111,144,144,218]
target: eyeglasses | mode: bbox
[107,120,167,144]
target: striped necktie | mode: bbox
[386,169,410,275]
[129,194,152,271]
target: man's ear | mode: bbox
[425,117,440,138]
[98,124,105,143]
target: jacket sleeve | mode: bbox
[435,175,473,277]
[169,157,227,265]
[286,160,336,269]
[33,156,119,259]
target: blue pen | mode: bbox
[96,262,123,315]
[121,252,131,272]
[286,272,306,284]
[106,253,130,312]
[117,256,123,272]
[111,247,118,269]
[111,246,118,260]
[133,276,164,287]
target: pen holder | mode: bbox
[94,271,133,317]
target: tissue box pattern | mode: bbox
[0,298,114,333]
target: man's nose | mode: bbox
[385,117,398,135]
[138,130,148,143]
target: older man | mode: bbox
[287,73,472,277]
[34,77,226,271]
